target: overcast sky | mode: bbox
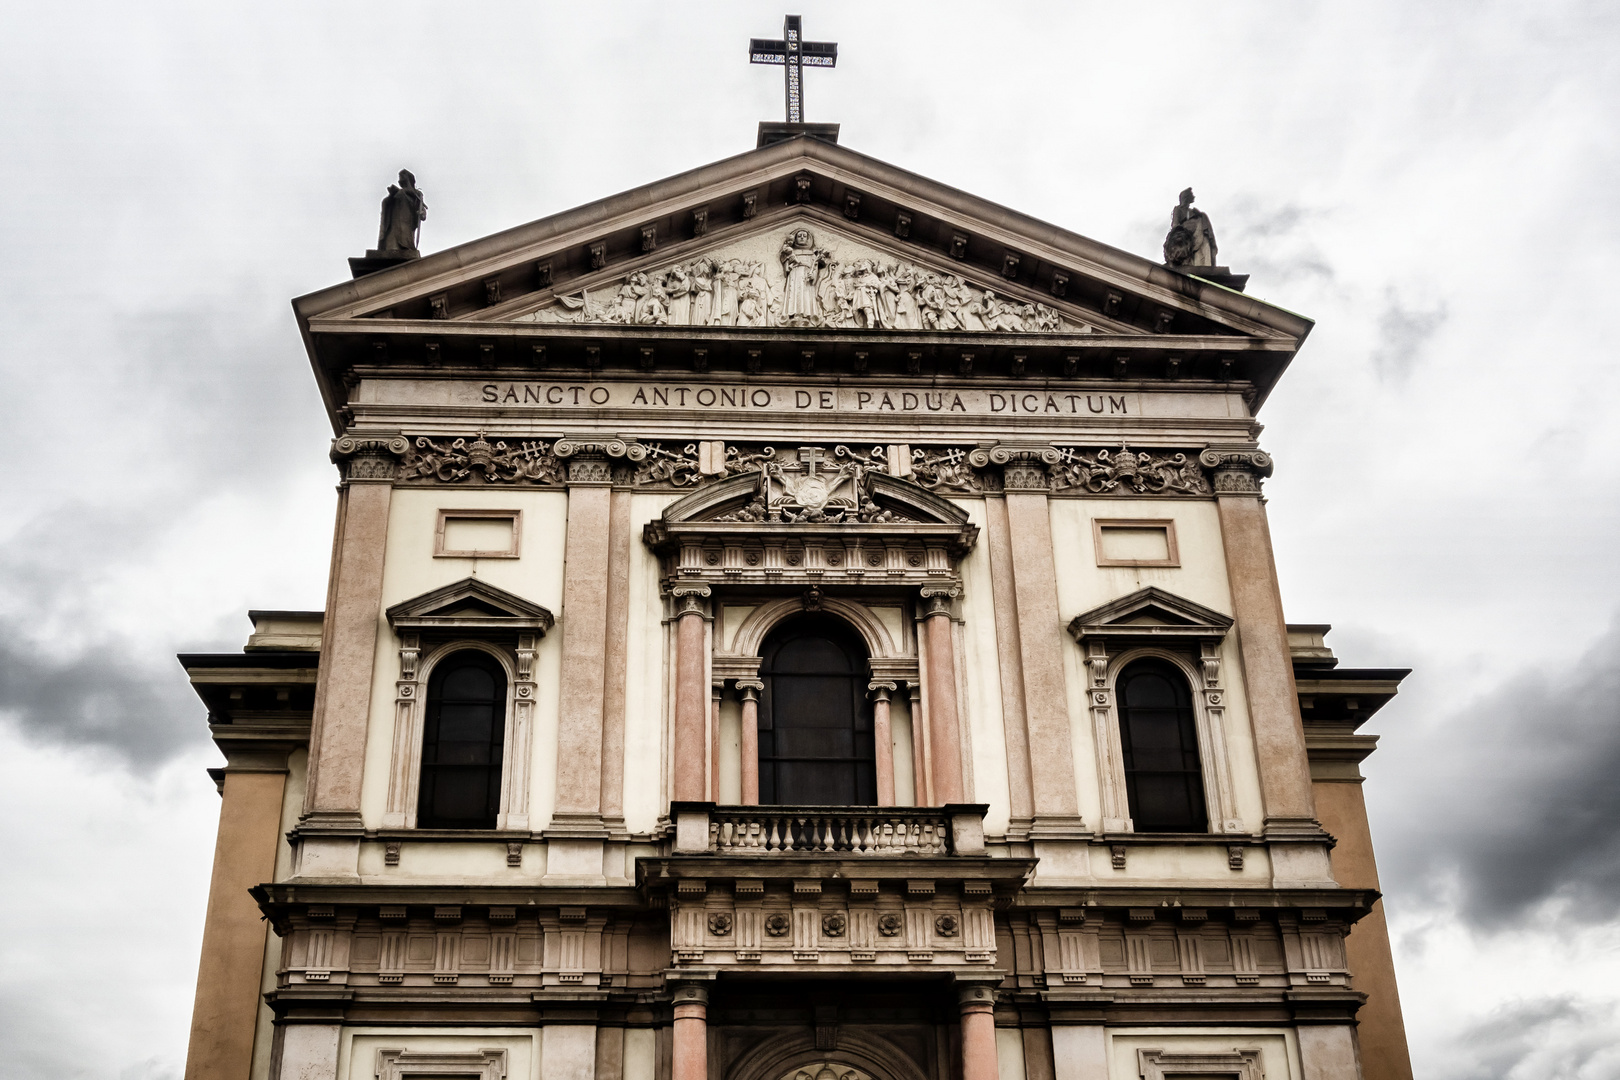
[1,2,1617,1078]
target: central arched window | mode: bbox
[759,617,875,805]
[1117,658,1208,832]
[419,650,507,829]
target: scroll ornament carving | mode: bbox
[1198,448,1273,494]
[1054,445,1211,495]
[330,434,410,481]
[533,228,1084,334]
[402,433,564,484]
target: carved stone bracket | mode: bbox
[1199,446,1273,495]
[330,434,409,482]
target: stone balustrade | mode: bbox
[669,802,988,857]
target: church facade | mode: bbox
[180,134,1413,1080]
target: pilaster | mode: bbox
[300,434,407,874]
[1202,447,1333,880]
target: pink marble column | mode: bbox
[869,681,898,805]
[958,984,1000,1080]
[920,587,965,806]
[736,680,763,806]
[671,984,709,1080]
[671,586,711,804]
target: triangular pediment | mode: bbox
[387,578,555,634]
[293,137,1314,429]
[1067,586,1232,642]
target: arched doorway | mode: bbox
[758,616,875,805]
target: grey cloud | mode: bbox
[1372,289,1448,380]
[1434,996,1620,1080]
[0,617,205,765]
[1381,614,1620,929]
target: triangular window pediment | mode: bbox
[387,578,555,634]
[1068,586,1232,643]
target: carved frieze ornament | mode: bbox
[1198,447,1273,494]
[1054,444,1212,496]
[524,228,1089,334]
[402,432,564,485]
[389,436,1224,497]
[330,434,410,482]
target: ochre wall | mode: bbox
[1314,778,1413,1080]
[184,770,287,1080]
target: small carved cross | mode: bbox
[797,445,829,475]
[749,15,838,124]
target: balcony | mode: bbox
[670,802,989,856]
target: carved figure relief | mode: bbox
[521,227,1090,334]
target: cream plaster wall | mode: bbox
[624,1027,657,1080]
[718,696,742,803]
[625,492,683,834]
[1048,499,1267,837]
[953,498,1012,835]
[340,1031,539,1080]
[996,1027,1030,1080]
[359,488,567,840]
[890,696,917,806]
[1105,1030,1300,1080]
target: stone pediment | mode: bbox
[1067,586,1232,643]
[386,578,555,634]
[292,137,1316,430]
[643,454,979,589]
[511,219,1105,335]
[656,449,974,526]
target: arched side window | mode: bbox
[419,650,508,829]
[759,616,875,806]
[1117,658,1208,832]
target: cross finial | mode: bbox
[749,15,838,124]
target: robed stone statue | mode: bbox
[1163,187,1217,268]
[375,169,428,257]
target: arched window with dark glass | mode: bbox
[418,650,507,829]
[759,617,875,806]
[1117,658,1208,832]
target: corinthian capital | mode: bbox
[1199,446,1274,495]
[330,433,410,483]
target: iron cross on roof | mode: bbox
[749,15,838,124]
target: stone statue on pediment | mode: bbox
[376,170,428,257]
[1164,187,1217,268]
